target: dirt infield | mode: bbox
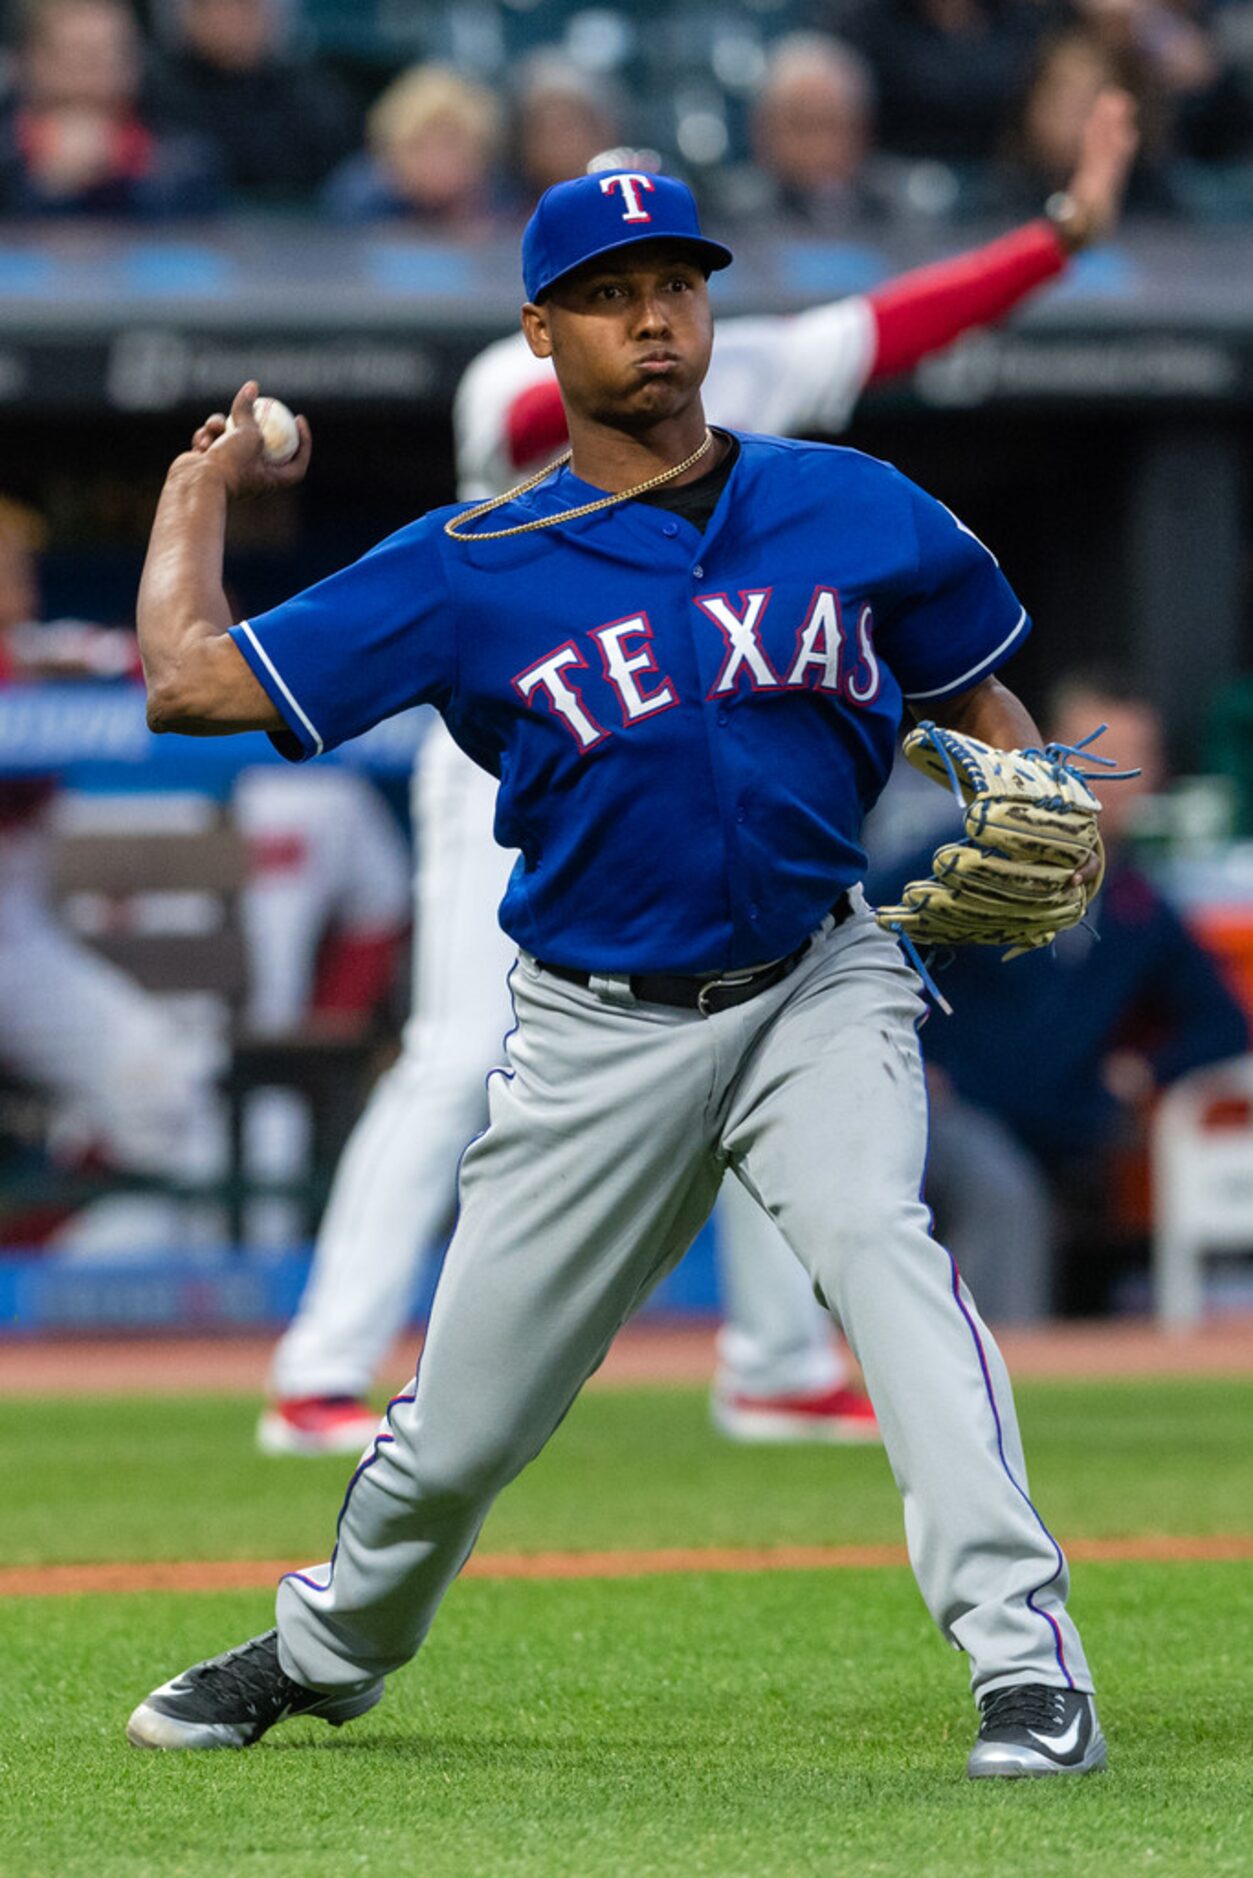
[3,1532,1252,1600]
[3,1313,1253,1396]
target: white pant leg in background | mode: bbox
[272,721,841,1402]
[713,1173,841,1397]
[233,767,413,1244]
[269,724,514,1399]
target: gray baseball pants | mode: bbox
[277,897,1093,1703]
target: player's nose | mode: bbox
[633,291,671,336]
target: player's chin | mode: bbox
[616,377,695,425]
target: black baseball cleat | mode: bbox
[967,1684,1107,1779]
[126,1629,384,1750]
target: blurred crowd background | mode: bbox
[0,0,1250,224]
[2,0,1253,1345]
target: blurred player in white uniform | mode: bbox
[0,495,410,1250]
[0,498,221,1243]
[260,97,1136,1455]
[230,764,412,1244]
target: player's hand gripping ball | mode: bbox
[225,394,300,465]
[873,723,1105,959]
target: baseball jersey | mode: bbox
[454,304,876,500]
[230,431,1029,977]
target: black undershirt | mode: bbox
[631,430,739,534]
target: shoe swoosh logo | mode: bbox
[1027,1713,1083,1755]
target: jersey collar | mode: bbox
[536,428,745,553]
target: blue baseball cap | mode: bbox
[522,170,733,303]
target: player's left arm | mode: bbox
[916,674,1039,750]
[915,676,1101,890]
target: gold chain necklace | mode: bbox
[444,429,715,542]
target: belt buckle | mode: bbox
[697,967,760,1017]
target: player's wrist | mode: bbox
[168,450,236,503]
[1044,191,1100,254]
[169,448,229,485]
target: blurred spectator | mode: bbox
[837,0,1047,164]
[975,26,1187,216]
[1066,0,1251,159]
[0,0,221,217]
[713,32,908,229]
[322,62,502,229]
[0,496,222,1244]
[868,671,1250,1320]
[507,51,625,206]
[143,0,358,204]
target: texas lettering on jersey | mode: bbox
[231,435,1031,971]
[513,588,880,751]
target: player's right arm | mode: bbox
[140,382,309,736]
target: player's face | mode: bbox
[523,242,714,433]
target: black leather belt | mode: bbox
[537,892,851,1017]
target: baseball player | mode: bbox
[260,95,1138,1456]
[0,499,221,1244]
[127,172,1107,1777]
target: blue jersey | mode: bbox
[230,432,1029,975]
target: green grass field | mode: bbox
[1,1377,1251,1877]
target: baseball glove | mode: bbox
[873,722,1106,960]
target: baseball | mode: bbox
[226,394,300,466]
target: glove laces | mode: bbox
[885,924,953,1017]
[1023,723,1142,785]
[913,719,1141,812]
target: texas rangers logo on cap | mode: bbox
[522,171,734,304]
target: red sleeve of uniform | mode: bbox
[312,927,407,1019]
[505,379,570,470]
[867,222,1069,382]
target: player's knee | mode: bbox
[795,1191,931,1274]
[405,1431,531,1509]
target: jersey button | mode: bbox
[716,709,729,727]
[748,904,760,921]
[735,807,747,824]
[662,522,678,538]
[692,564,704,579]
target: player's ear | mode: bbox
[521,302,553,359]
